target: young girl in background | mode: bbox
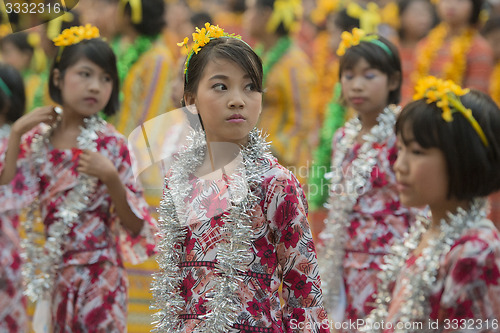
[308,8,360,240]
[0,25,157,332]
[0,31,49,111]
[411,0,493,93]
[364,76,500,331]
[151,24,329,332]
[0,63,27,333]
[316,29,413,329]
[396,0,437,105]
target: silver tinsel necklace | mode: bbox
[0,123,10,139]
[151,128,271,333]
[21,113,105,301]
[318,105,398,313]
[361,199,487,332]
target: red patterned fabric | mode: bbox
[0,134,28,333]
[0,122,157,331]
[167,156,329,332]
[319,128,414,330]
[386,226,500,332]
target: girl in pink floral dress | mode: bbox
[316,29,413,329]
[363,77,500,332]
[151,24,329,332]
[0,63,27,333]
[0,25,157,332]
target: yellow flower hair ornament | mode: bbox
[310,0,340,25]
[346,2,381,35]
[266,0,303,33]
[53,24,100,62]
[337,28,392,57]
[178,23,242,82]
[414,76,489,147]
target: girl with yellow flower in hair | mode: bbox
[316,28,414,330]
[0,25,157,332]
[363,77,500,332]
[409,0,493,95]
[152,23,329,333]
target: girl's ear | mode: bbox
[388,71,401,92]
[52,69,61,88]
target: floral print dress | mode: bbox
[319,129,413,329]
[0,122,157,332]
[167,156,329,332]
[386,225,500,332]
[0,130,28,333]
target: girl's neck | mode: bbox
[59,111,86,131]
[399,32,422,48]
[196,142,242,179]
[445,23,471,38]
[358,108,384,134]
[0,114,6,127]
[429,199,471,230]
[121,26,139,45]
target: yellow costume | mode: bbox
[258,40,316,183]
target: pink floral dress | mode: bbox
[167,156,329,332]
[0,131,28,333]
[386,225,500,332]
[0,122,157,332]
[320,129,413,329]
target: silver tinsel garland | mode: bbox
[361,198,487,332]
[151,128,271,332]
[0,123,10,139]
[317,106,398,313]
[21,114,105,301]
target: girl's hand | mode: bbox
[77,149,118,185]
[11,106,59,138]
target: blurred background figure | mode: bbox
[244,0,316,184]
[411,0,493,94]
[396,0,437,105]
[0,62,27,333]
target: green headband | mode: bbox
[337,28,393,58]
[368,39,393,57]
[0,77,12,97]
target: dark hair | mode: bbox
[0,32,32,54]
[124,0,165,36]
[183,37,263,96]
[470,0,484,25]
[339,35,402,105]
[481,15,500,36]
[229,0,246,13]
[182,37,263,130]
[0,63,25,123]
[333,8,360,32]
[190,12,213,29]
[396,90,500,200]
[255,0,293,36]
[48,38,119,116]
